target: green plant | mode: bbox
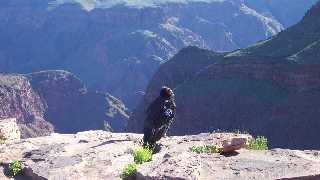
[0,133,6,145]
[121,163,137,179]
[190,145,221,154]
[133,146,152,164]
[9,160,22,176]
[247,136,268,150]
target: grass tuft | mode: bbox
[0,132,6,145]
[9,160,22,176]
[133,146,152,164]
[247,136,268,150]
[121,163,137,179]
[0,134,7,144]
[190,145,221,154]
[121,145,154,179]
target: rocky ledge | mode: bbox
[1,131,320,180]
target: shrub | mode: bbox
[121,163,137,179]
[9,160,22,176]
[133,146,152,164]
[190,145,220,154]
[247,136,268,150]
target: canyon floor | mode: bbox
[1,131,320,180]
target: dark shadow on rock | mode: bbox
[278,174,320,180]
[152,144,164,154]
[1,163,47,180]
[78,139,89,143]
[22,167,47,180]
[122,174,137,180]
[220,151,240,157]
[1,163,11,177]
[23,150,46,163]
[90,139,132,148]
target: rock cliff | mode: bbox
[129,1,320,149]
[0,130,320,179]
[0,74,54,137]
[0,70,129,138]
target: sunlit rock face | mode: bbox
[1,131,320,179]
[0,73,54,138]
[0,70,129,138]
[0,0,316,108]
[0,118,21,142]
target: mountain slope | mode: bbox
[129,1,320,149]
[0,0,316,108]
[0,74,53,137]
[0,70,129,137]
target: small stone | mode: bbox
[218,136,250,153]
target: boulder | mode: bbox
[217,135,251,153]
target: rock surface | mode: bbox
[0,131,320,180]
[0,118,20,142]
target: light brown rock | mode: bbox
[0,118,21,142]
[0,131,319,180]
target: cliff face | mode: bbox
[0,130,320,180]
[0,74,54,137]
[0,0,316,108]
[0,70,129,138]
[129,1,320,149]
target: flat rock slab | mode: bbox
[0,131,320,180]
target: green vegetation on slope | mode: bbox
[190,145,221,154]
[9,160,22,176]
[121,163,137,179]
[247,136,268,150]
[121,145,153,179]
[133,146,153,164]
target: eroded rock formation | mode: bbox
[0,70,129,138]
